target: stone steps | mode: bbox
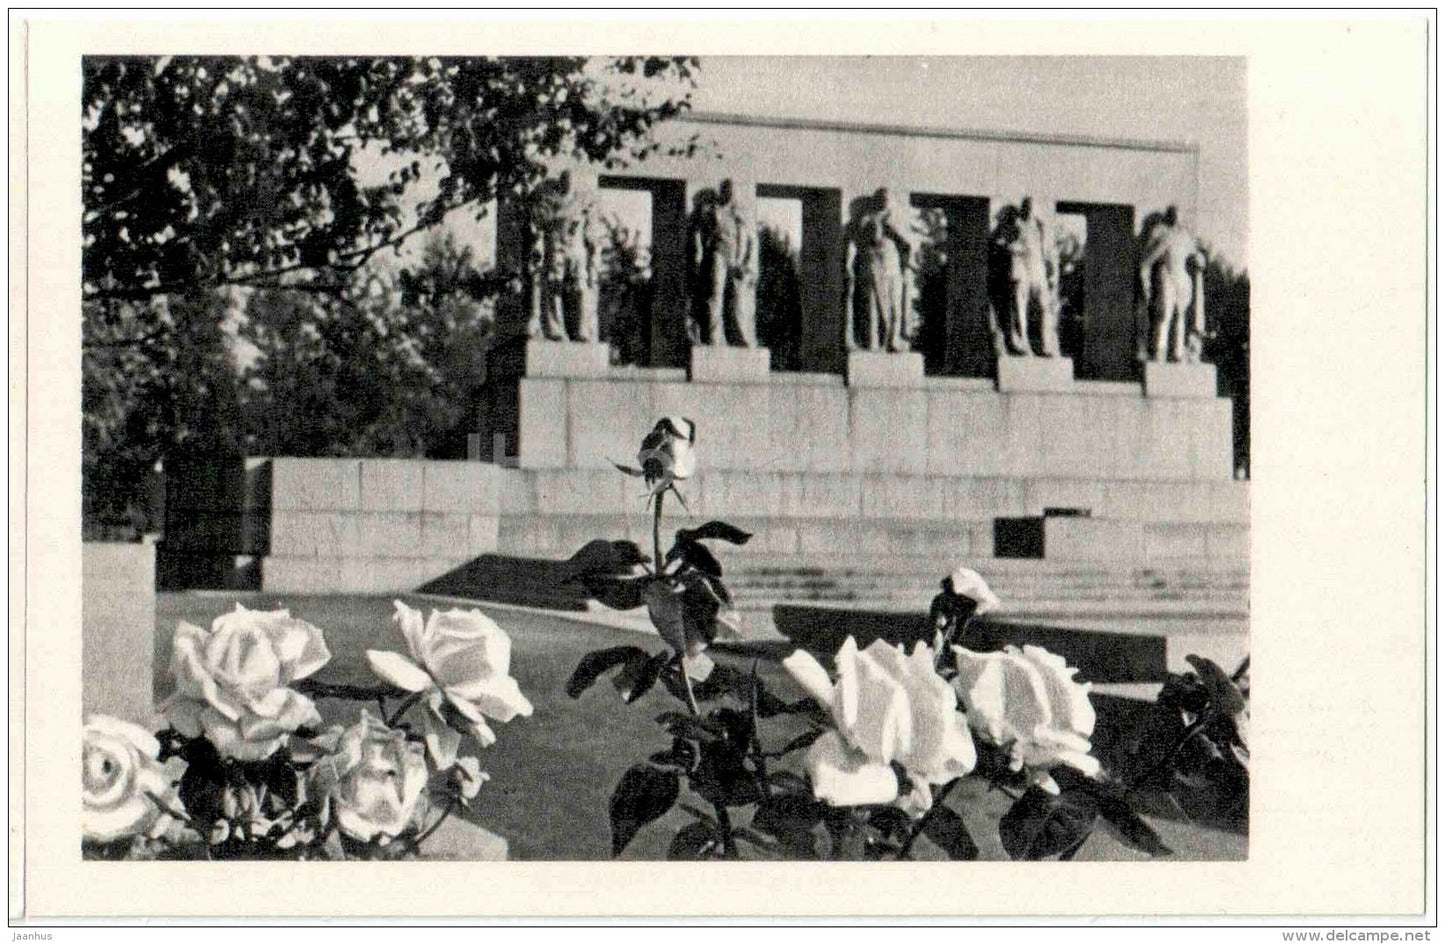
[492,513,1249,565]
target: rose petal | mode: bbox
[423,711,461,770]
[392,600,429,665]
[805,731,899,807]
[84,714,160,759]
[782,649,835,706]
[1019,645,1096,738]
[845,645,911,765]
[365,650,433,693]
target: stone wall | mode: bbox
[502,372,1233,481]
[160,366,1246,594]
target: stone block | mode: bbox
[1210,481,1251,524]
[520,339,612,378]
[1143,361,1218,399]
[562,379,650,471]
[849,388,928,475]
[1142,522,1211,559]
[517,379,569,468]
[689,345,772,383]
[533,468,632,516]
[339,557,426,594]
[1044,517,1145,561]
[1206,524,1250,561]
[1191,399,1236,480]
[358,513,424,558]
[360,459,425,512]
[996,356,1075,393]
[83,543,157,723]
[1022,478,1107,517]
[1001,394,1045,477]
[1107,396,1148,480]
[495,468,539,515]
[926,390,1006,477]
[846,351,925,388]
[270,458,361,511]
[1038,395,1109,478]
[422,462,499,513]
[794,473,864,519]
[261,556,344,594]
[694,471,777,518]
[775,385,852,473]
[468,514,501,554]
[269,511,361,558]
[421,513,472,559]
[1140,399,1194,480]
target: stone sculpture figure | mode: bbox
[1138,205,1207,363]
[689,178,757,347]
[528,170,603,343]
[844,187,916,352]
[994,196,1061,357]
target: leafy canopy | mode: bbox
[82,55,698,301]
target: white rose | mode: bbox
[951,644,1100,794]
[166,604,331,761]
[310,712,428,843]
[783,637,977,814]
[83,714,180,843]
[944,566,1000,615]
[367,602,533,765]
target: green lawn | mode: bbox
[155,592,1245,862]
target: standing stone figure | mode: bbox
[844,187,916,352]
[528,170,602,343]
[689,178,757,347]
[1138,205,1207,363]
[994,196,1060,357]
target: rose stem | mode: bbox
[713,803,739,859]
[655,487,702,717]
[384,691,425,728]
[678,655,702,717]
[896,777,965,860]
[410,800,457,852]
[292,679,398,702]
[652,489,665,574]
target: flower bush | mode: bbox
[82,602,532,860]
[568,418,1248,861]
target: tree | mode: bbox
[1202,254,1250,476]
[83,55,698,304]
[83,291,242,537]
[81,56,697,531]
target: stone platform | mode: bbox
[1144,361,1219,398]
[996,355,1076,393]
[846,350,925,387]
[689,345,772,382]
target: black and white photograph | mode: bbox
[13,10,1432,924]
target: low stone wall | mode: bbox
[82,541,158,724]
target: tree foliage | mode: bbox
[83,55,698,303]
[239,233,494,459]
